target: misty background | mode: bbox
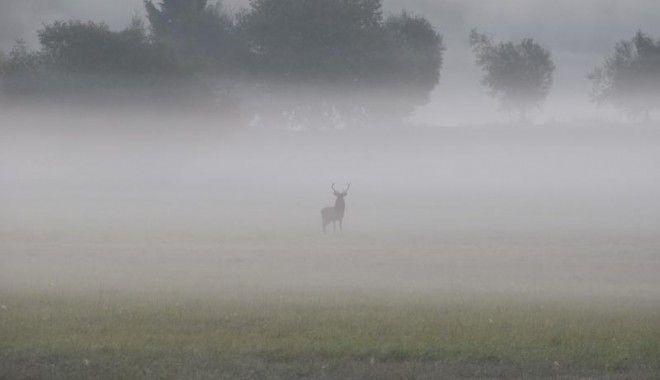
[1,0,659,239]
[2,0,660,124]
[1,0,659,298]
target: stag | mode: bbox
[321,183,350,233]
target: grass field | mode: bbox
[2,123,660,378]
[2,231,660,379]
[1,289,659,379]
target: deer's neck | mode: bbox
[334,198,345,214]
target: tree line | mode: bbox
[0,0,658,126]
[0,0,443,128]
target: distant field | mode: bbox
[2,122,660,378]
[2,232,660,379]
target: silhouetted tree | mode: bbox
[0,19,207,103]
[588,31,660,120]
[469,29,554,121]
[0,40,47,95]
[144,0,242,72]
[239,0,382,82]
[1,0,443,126]
[381,12,443,88]
[369,11,444,124]
[239,0,443,128]
[38,19,173,75]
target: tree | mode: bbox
[370,11,444,124]
[239,0,383,82]
[1,0,443,126]
[0,40,47,95]
[381,12,443,88]
[588,31,660,120]
[469,29,554,120]
[144,0,241,72]
[0,19,201,103]
[38,19,173,75]
[238,0,444,128]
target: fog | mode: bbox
[1,0,660,303]
[1,106,659,301]
[2,4,660,379]
[3,110,658,235]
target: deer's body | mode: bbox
[321,183,350,233]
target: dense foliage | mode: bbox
[588,31,660,119]
[469,30,554,120]
[238,0,443,127]
[0,0,444,128]
[145,0,243,72]
[0,19,199,102]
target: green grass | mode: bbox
[1,289,659,379]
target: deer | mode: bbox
[321,183,350,234]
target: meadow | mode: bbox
[2,119,660,378]
[2,230,660,379]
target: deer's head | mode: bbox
[332,183,350,200]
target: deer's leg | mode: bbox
[339,220,342,234]
[333,221,336,233]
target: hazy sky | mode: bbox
[1,0,659,123]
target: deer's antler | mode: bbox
[344,183,351,192]
[332,183,337,193]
